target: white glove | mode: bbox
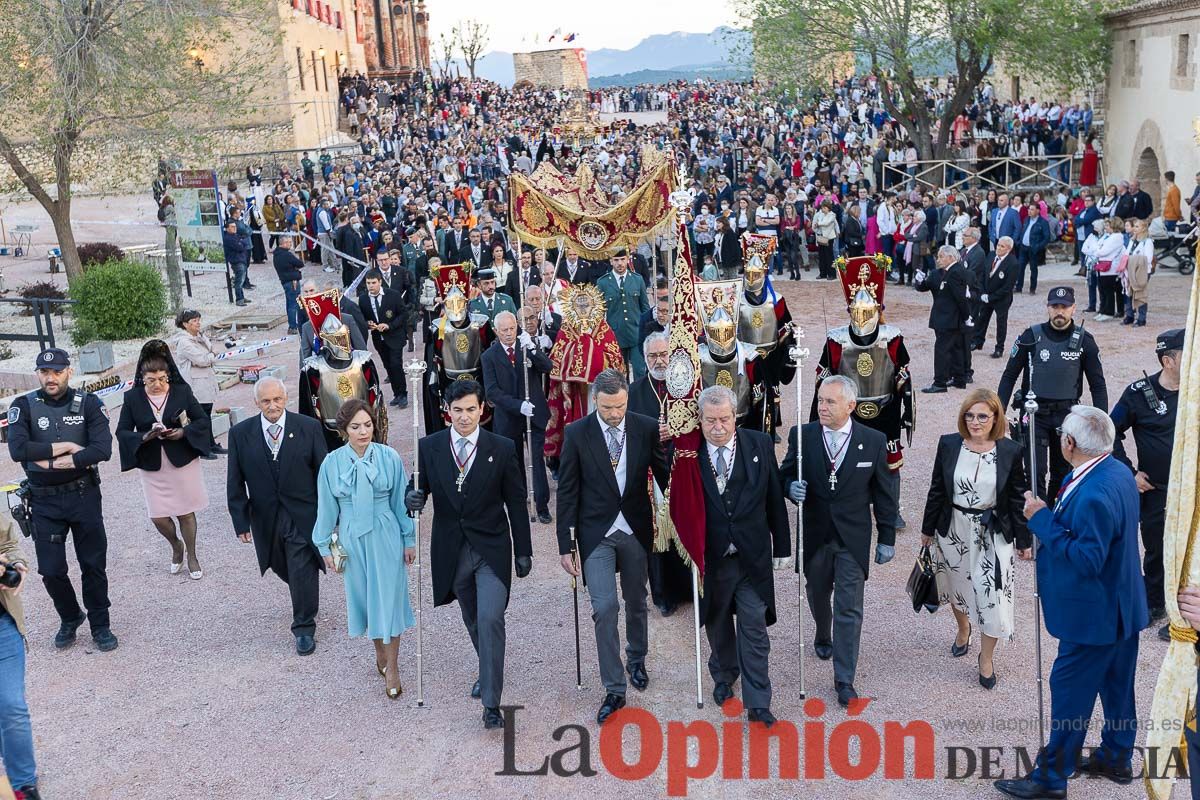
[520,401,535,417]
[964,317,975,328]
[980,293,989,303]
[518,332,534,350]
[914,270,926,284]
[772,556,794,571]
[538,334,553,350]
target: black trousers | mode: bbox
[1030,406,1072,503]
[30,484,110,629]
[648,547,692,609]
[372,334,407,399]
[932,328,966,386]
[270,515,321,636]
[973,300,1011,351]
[1139,486,1168,611]
[506,425,549,513]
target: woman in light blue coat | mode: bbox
[313,398,415,698]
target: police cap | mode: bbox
[34,348,70,371]
[1046,286,1075,306]
[1156,328,1185,355]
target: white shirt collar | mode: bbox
[454,426,480,449]
[597,414,625,435]
[706,435,736,460]
[822,417,853,437]
[261,412,286,435]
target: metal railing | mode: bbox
[220,143,363,183]
[0,297,76,350]
[882,155,1106,194]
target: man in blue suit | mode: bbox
[995,406,1148,799]
[1016,213,1052,295]
[989,192,1022,250]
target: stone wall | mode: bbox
[513,48,589,90]
[0,122,297,200]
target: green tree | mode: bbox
[735,0,1111,161]
[0,0,281,283]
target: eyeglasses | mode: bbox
[963,413,993,423]
[143,376,170,386]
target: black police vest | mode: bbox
[1029,324,1083,401]
[25,390,89,475]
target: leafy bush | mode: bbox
[69,258,167,345]
[76,242,126,269]
[16,281,68,316]
[178,238,201,262]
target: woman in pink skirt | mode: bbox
[116,341,212,579]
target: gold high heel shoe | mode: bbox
[376,661,386,677]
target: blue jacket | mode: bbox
[222,229,248,264]
[1030,455,1148,645]
[989,206,1022,244]
[1019,215,1051,253]
[1073,206,1103,240]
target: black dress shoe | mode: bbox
[295,634,315,656]
[597,693,626,724]
[54,615,86,649]
[471,679,482,699]
[483,707,505,729]
[1073,751,1134,784]
[92,627,119,652]
[655,601,676,617]
[814,640,833,660]
[993,777,1066,799]
[713,681,735,705]
[1147,606,1166,626]
[389,397,403,407]
[210,444,228,455]
[537,510,553,524]
[951,626,971,657]
[1158,623,1171,642]
[991,350,1004,359]
[978,654,997,690]
[835,681,858,707]
[747,707,777,727]
[397,395,409,409]
[200,452,219,460]
[628,663,649,691]
[895,514,907,530]
[16,786,42,800]
[921,384,948,394]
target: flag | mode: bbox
[565,33,577,42]
[664,216,708,579]
[549,27,562,42]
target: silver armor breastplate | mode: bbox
[700,344,750,417]
[829,325,898,420]
[441,321,484,377]
[304,350,372,427]
[738,294,779,353]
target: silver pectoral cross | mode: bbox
[828,471,838,492]
[456,471,466,492]
[716,476,727,494]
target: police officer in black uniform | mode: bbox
[1111,328,1183,638]
[6,348,116,651]
[997,286,1108,502]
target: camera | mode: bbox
[0,562,21,589]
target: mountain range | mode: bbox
[448,26,751,87]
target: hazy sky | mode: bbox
[426,0,738,54]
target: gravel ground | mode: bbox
[1,195,1192,798]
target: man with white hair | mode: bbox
[996,406,1146,799]
[226,377,329,656]
[780,375,897,708]
[695,385,790,726]
[972,235,1019,358]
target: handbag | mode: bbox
[329,530,348,574]
[905,545,939,613]
[1113,252,1129,274]
[1095,259,1113,273]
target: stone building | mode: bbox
[513,48,589,90]
[358,0,431,77]
[1102,0,1200,207]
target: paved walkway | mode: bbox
[6,247,1191,798]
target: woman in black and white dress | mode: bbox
[920,389,1031,689]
